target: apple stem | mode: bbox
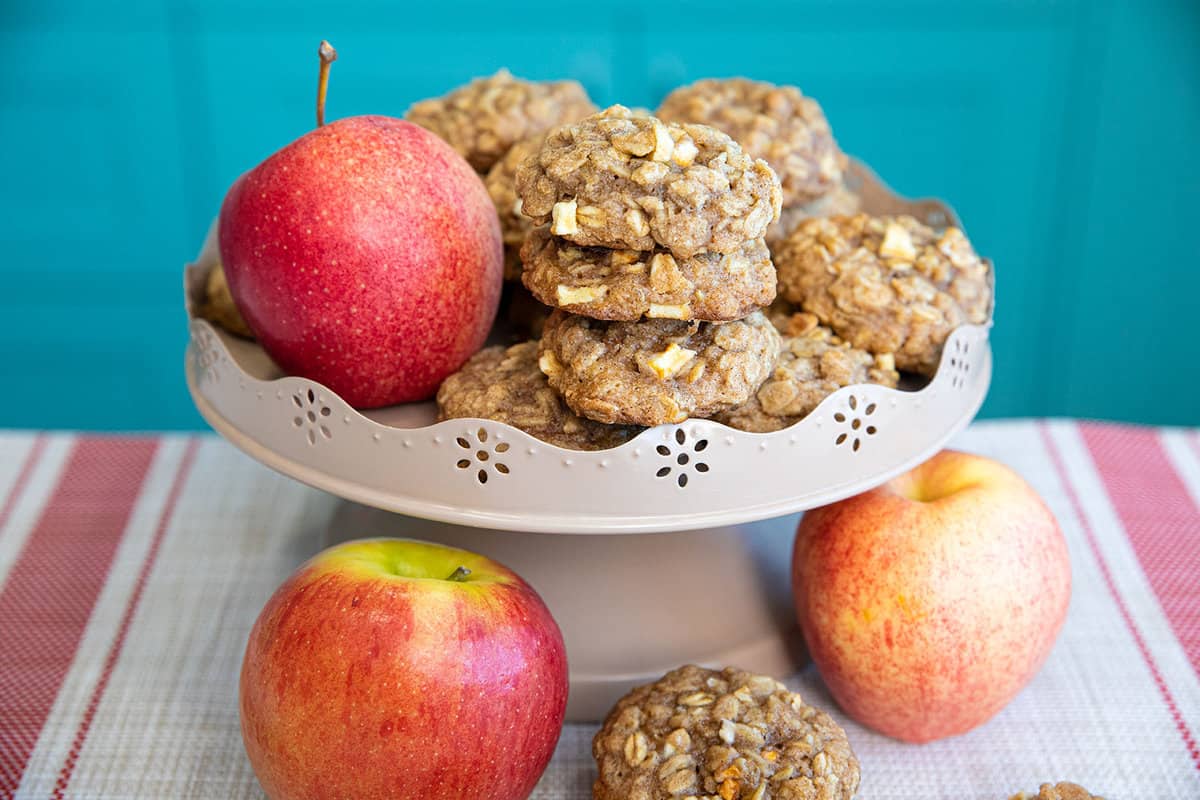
[316,40,337,127]
[446,566,472,582]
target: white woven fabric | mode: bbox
[1,421,1198,799]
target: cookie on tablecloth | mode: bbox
[520,225,775,321]
[538,310,780,426]
[436,341,639,450]
[516,105,782,258]
[406,70,596,173]
[715,312,898,433]
[774,214,990,376]
[1009,783,1105,800]
[593,665,860,800]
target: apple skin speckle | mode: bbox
[219,115,503,408]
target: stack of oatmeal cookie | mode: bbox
[437,104,787,445]
[514,105,788,430]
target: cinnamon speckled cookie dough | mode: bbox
[715,313,898,432]
[520,226,775,321]
[406,70,596,173]
[764,185,862,251]
[775,214,991,376]
[593,665,860,800]
[436,341,638,450]
[657,78,846,208]
[485,133,544,281]
[515,105,782,258]
[538,310,780,427]
[1009,783,1105,800]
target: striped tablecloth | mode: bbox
[0,421,1197,799]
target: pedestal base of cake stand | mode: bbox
[325,502,806,722]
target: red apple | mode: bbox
[219,44,502,407]
[792,449,1070,743]
[239,538,568,800]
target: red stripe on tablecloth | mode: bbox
[1040,422,1200,772]
[0,435,46,539]
[1080,423,1200,680]
[0,437,159,799]
[50,440,198,799]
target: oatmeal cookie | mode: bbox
[486,133,544,280]
[715,313,898,433]
[1009,783,1105,800]
[657,78,846,208]
[593,665,860,800]
[521,225,775,321]
[436,341,638,450]
[515,105,782,258]
[538,310,780,426]
[775,214,991,375]
[406,70,596,173]
[195,260,253,338]
[765,185,861,251]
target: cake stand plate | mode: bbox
[184,158,993,719]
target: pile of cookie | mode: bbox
[425,74,992,449]
[440,101,792,447]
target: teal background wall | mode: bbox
[1,0,1197,430]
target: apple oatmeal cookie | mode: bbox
[515,105,782,258]
[593,665,860,800]
[715,312,899,433]
[538,310,780,427]
[406,69,596,173]
[520,225,775,321]
[774,214,991,376]
[656,78,847,208]
[1009,783,1105,800]
[436,341,639,450]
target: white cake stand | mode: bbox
[184,160,992,719]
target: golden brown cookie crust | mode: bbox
[1009,782,1105,800]
[516,105,783,258]
[406,70,596,173]
[520,226,775,322]
[486,133,544,281]
[775,214,991,375]
[538,310,780,427]
[715,313,899,433]
[765,185,862,251]
[593,665,860,800]
[436,341,639,450]
[657,78,846,207]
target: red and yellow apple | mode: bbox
[239,538,568,800]
[219,45,502,408]
[792,449,1070,743]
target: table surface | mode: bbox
[0,420,1197,800]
